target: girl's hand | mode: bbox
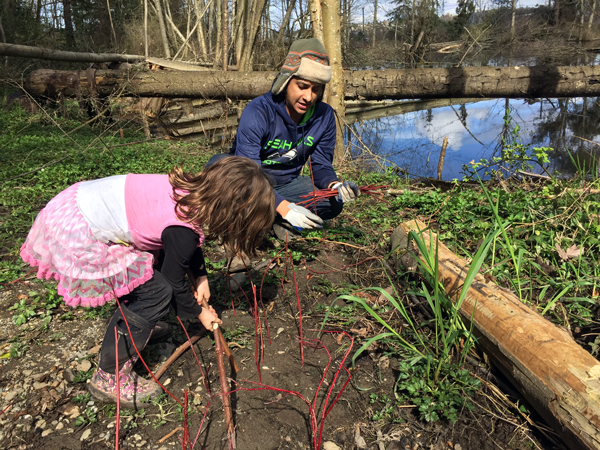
[194,275,211,306]
[198,304,222,330]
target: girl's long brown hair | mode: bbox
[169,156,275,256]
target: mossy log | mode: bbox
[392,219,600,450]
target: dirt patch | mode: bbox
[0,243,561,449]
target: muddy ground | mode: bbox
[0,236,565,450]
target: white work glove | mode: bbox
[331,181,360,203]
[283,203,324,230]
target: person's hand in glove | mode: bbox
[280,202,324,230]
[331,181,361,203]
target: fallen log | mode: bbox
[0,43,144,63]
[24,65,600,100]
[392,219,600,450]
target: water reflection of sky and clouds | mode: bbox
[349,98,600,180]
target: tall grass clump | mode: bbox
[323,223,502,422]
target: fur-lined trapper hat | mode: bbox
[271,38,332,96]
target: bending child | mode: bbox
[20,157,275,408]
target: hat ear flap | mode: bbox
[271,73,292,96]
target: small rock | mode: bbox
[163,378,171,386]
[22,370,33,377]
[63,369,76,383]
[323,442,341,450]
[455,445,463,450]
[64,405,80,419]
[133,433,142,441]
[138,441,147,447]
[35,419,46,429]
[88,344,101,355]
[56,422,64,430]
[80,428,91,441]
[107,421,116,429]
[227,254,250,273]
[33,382,49,390]
[228,272,247,292]
[77,360,92,372]
[276,327,284,336]
[41,429,52,437]
[4,391,18,402]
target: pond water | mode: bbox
[348,96,600,181]
[346,49,600,180]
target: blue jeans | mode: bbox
[206,153,343,220]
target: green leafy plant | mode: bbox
[395,360,479,422]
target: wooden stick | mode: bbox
[201,298,236,449]
[218,330,240,373]
[437,136,448,181]
[214,324,236,448]
[157,426,184,444]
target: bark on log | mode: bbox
[392,219,600,450]
[24,65,600,100]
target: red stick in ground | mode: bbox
[114,327,120,450]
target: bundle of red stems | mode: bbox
[297,184,389,207]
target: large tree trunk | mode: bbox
[321,0,345,161]
[393,219,600,450]
[24,66,600,100]
[308,0,323,41]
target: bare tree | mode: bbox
[194,0,209,60]
[588,0,596,30]
[154,0,171,58]
[106,0,118,47]
[278,0,297,42]
[222,0,228,68]
[372,0,377,47]
[238,0,268,71]
[63,0,75,47]
[308,0,324,40]
[510,0,516,38]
